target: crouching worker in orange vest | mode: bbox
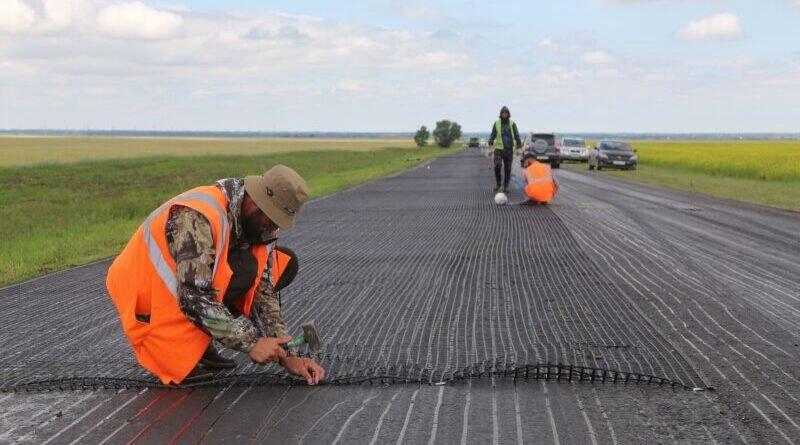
[521,152,558,205]
[106,165,325,385]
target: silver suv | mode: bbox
[559,137,588,162]
[522,132,560,168]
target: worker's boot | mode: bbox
[200,345,236,369]
[503,186,510,194]
[493,185,501,193]
[183,365,215,383]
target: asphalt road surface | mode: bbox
[1,149,798,444]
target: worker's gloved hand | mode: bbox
[280,356,326,385]
[248,337,290,364]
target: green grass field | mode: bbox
[567,140,800,211]
[0,136,417,167]
[0,138,457,285]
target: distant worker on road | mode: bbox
[106,165,325,385]
[488,105,522,193]
[521,152,558,205]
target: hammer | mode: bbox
[284,321,322,353]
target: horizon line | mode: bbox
[2,129,799,136]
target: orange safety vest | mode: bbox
[523,162,556,203]
[106,185,291,384]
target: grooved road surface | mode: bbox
[1,149,799,444]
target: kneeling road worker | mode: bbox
[106,165,325,385]
[521,152,558,205]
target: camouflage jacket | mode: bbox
[165,178,295,354]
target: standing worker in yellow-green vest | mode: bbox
[488,106,522,193]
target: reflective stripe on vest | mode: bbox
[525,163,552,184]
[141,191,230,299]
[494,119,516,150]
[524,163,552,184]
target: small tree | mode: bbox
[433,120,461,148]
[451,122,462,141]
[414,125,430,147]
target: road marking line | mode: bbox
[541,381,561,445]
[571,382,598,445]
[427,385,446,445]
[369,391,401,445]
[460,380,472,445]
[332,393,377,445]
[396,388,421,445]
[749,402,795,445]
[68,389,147,445]
[513,381,524,445]
[298,398,349,445]
[43,391,124,445]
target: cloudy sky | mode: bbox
[1,0,798,132]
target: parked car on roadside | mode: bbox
[558,137,588,162]
[522,132,560,168]
[588,140,638,170]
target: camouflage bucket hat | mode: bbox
[244,165,309,230]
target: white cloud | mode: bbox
[675,13,742,41]
[714,56,754,69]
[0,0,36,33]
[1,2,796,132]
[0,5,471,96]
[336,79,364,92]
[391,3,442,19]
[535,66,585,85]
[538,38,560,51]
[0,0,97,34]
[416,51,467,69]
[41,0,95,30]
[97,2,183,40]
[582,51,615,65]
[597,68,620,79]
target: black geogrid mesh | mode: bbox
[0,150,703,391]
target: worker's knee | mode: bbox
[274,246,299,292]
[493,152,504,167]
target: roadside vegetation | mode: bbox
[632,140,799,182]
[414,126,430,147]
[432,120,462,148]
[570,140,800,211]
[0,136,418,167]
[0,140,460,285]
[413,120,462,148]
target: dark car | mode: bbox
[588,140,638,170]
[468,137,480,148]
[522,132,560,168]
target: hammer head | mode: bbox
[301,321,322,353]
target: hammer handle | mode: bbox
[285,335,305,349]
